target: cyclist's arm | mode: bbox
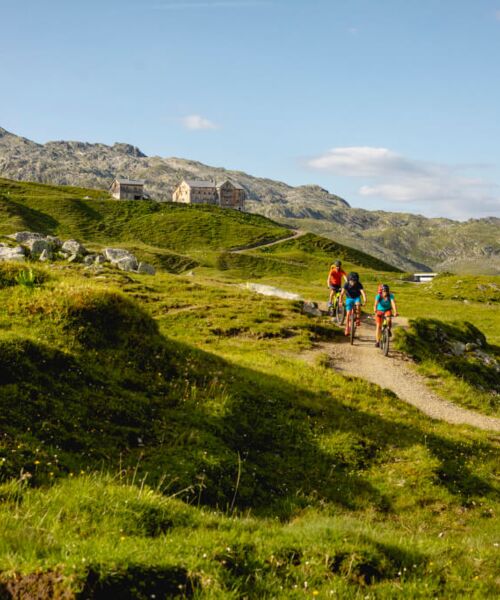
[361,290,367,305]
[339,289,346,301]
[391,299,398,315]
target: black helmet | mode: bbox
[382,284,390,293]
[335,260,342,267]
[347,272,359,282]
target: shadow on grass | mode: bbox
[0,298,495,514]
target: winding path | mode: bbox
[323,316,500,432]
[231,229,305,253]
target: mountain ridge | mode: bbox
[0,126,498,273]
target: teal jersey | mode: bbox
[376,293,394,312]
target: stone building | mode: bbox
[216,180,245,210]
[172,179,245,210]
[172,180,218,205]
[110,178,146,200]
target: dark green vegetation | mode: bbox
[396,319,500,417]
[0,178,499,598]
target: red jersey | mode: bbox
[328,267,347,287]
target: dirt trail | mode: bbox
[322,316,500,433]
[231,229,305,253]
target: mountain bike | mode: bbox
[328,290,345,326]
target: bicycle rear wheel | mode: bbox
[349,310,355,345]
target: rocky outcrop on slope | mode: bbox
[1,230,156,275]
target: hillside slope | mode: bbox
[0,261,499,597]
[0,177,402,275]
[1,127,498,273]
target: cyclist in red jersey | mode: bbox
[327,260,347,307]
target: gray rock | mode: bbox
[0,246,25,262]
[39,249,50,262]
[137,262,156,275]
[94,254,107,265]
[103,247,137,263]
[67,254,80,263]
[8,231,44,244]
[46,235,62,248]
[116,256,138,272]
[62,239,87,255]
[449,341,466,356]
[302,301,322,317]
[465,342,478,352]
[83,254,97,266]
[28,239,51,256]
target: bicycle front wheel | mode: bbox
[349,310,355,345]
[381,327,390,356]
[336,301,345,326]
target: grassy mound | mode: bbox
[396,318,500,416]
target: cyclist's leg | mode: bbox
[386,311,392,335]
[344,298,354,334]
[375,311,382,345]
[328,285,334,306]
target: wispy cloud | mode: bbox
[180,114,219,130]
[151,1,271,9]
[306,147,500,219]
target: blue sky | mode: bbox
[1,0,500,219]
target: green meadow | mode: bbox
[0,178,499,598]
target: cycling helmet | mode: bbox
[381,284,390,293]
[335,260,342,267]
[347,272,359,282]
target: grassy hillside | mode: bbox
[0,177,292,267]
[0,179,499,597]
[0,262,499,597]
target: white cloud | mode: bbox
[306,147,500,219]
[181,114,218,130]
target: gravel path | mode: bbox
[326,316,500,433]
[231,230,305,253]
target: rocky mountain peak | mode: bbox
[112,143,147,158]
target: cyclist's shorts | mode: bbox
[329,284,341,292]
[345,297,361,311]
[375,310,392,325]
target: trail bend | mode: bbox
[323,316,500,433]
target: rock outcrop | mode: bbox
[1,232,156,275]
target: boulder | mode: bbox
[46,235,62,249]
[67,254,80,263]
[116,256,139,272]
[302,301,322,317]
[39,249,50,262]
[465,342,479,352]
[103,248,137,264]
[8,231,44,244]
[94,255,107,265]
[0,246,25,262]
[62,239,87,256]
[28,239,51,256]
[449,341,466,356]
[137,262,156,275]
[83,254,98,266]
